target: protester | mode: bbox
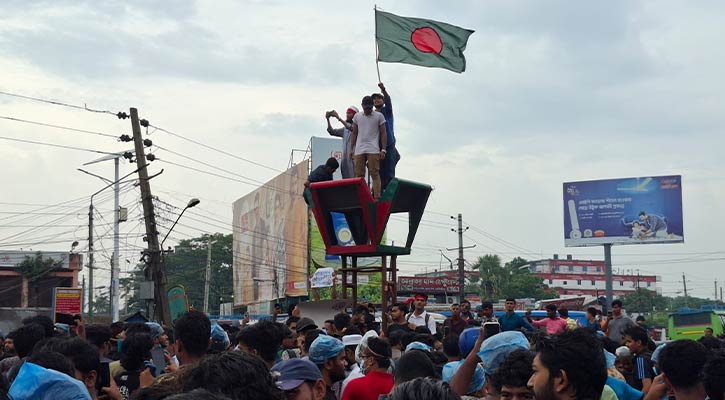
[237,319,282,368]
[1,332,15,361]
[388,331,406,362]
[279,324,301,360]
[585,308,601,332]
[460,301,475,325]
[444,304,469,337]
[442,348,485,399]
[499,299,534,332]
[605,300,635,344]
[308,335,347,400]
[272,358,327,400]
[623,326,655,393]
[651,340,708,400]
[286,316,301,333]
[703,355,725,400]
[323,320,335,335]
[326,107,357,179]
[528,330,607,400]
[558,308,578,330]
[350,95,387,200]
[530,304,568,335]
[341,337,394,400]
[306,157,340,187]
[371,82,399,190]
[394,350,437,386]
[491,349,535,400]
[333,314,351,337]
[405,293,438,335]
[1,323,45,381]
[475,301,498,325]
[336,333,363,397]
[387,303,413,337]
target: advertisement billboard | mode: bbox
[398,276,461,294]
[232,162,309,306]
[310,137,379,268]
[563,175,684,247]
[52,287,82,323]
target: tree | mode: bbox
[16,252,64,281]
[471,255,557,301]
[121,233,233,316]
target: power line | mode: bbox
[0,90,119,116]
[0,115,119,139]
[0,135,117,155]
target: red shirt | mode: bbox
[341,371,394,400]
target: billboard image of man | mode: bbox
[638,211,668,239]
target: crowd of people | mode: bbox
[0,296,723,400]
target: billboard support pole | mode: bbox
[604,244,613,307]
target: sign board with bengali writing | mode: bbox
[398,276,460,294]
[52,288,82,323]
[564,175,684,247]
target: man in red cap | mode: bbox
[326,107,358,179]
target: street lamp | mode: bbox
[161,198,201,251]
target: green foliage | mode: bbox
[121,233,233,315]
[620,289,724,313]
[16,252,63,281]
[471,254,557,301]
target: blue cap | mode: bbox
[478,331,529,374]
[651,343,667,364]
[459,327,480,357]
[604,350,616,368]
[210,324,230,352]
[271,359,323,390]
[475,305,484,312]
[443,361,485,395]
[405,341,432,352]
[9,362,91,400]
[309,335,344,365]
[54,323,70,333]
[145,322,163,339]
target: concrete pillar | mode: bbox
[21,276,29,308]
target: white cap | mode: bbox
[342,334,363,347]
[615,346,631,357]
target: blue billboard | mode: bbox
[563,175,684,247]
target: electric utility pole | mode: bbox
[88,204,94,322]
[203,238,212,314]
[447,214,475,303]
[130,108,168,325]
[682,272,689,307]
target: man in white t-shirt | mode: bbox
[351,95,387,200]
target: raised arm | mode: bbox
[450,327,485,396]
[379,82,392,112]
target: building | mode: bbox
[526,254,660,297]
[0,251,81,308]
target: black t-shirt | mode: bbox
[632,351,655,391]
[386,322,412,337]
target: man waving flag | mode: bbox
[375,10,474,73]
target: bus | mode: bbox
[667,306,725,340]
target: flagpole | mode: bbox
[374,5,381,82]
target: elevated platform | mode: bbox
[307,177,433,256]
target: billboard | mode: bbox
[52,287,82,323]
[310,137,379,268]
[398,276,461,294]
[232,162,309,306]
[563,175,684,247]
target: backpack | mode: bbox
[406,312,440,336]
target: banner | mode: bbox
[232,162,309,306]
[52,288,82,323]
[563,175,684,247]
[310,137,379,268]
[398,276,460,294]
[167,285,189,322]
[310,267,335,288]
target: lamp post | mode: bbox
[160,198,201,252]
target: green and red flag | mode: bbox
[375,10,474,73]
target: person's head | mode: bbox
[165,389,230,400]
[26,350,76,377]
[12,323,45,358]
[545,304,557,319]
[345,106,358,123]
[308,335,347,384]
[3,331,15,354]
[341,334,362,366]
[361,96,374,115]
[493,349,535,400]
[390,377,460,400]
[703,355,725,400]
[558,308,569,319]
[623,326,649,354]
[271,358,326,400]
[174,310,211,364]
[124,322,152,337]
[586,307,597,322]
[296,317,319,335]
[302,329,322,356]
[611,300,623,316]
[505,298,516,312]
[361,337,391,374]
[659,339,708,392]
[638,211,648,221]
[705,327,714,337]
[371,93,385,109]
[324,157,339,174]
[481,301,494,318]
[286,316,301,332]
[333,313,350,333]
[279,325,297,350]
[529,329,607,400]
[85,323,112,357]
[442,335,461,360]
[414,294,428,312]
[210,324,231,353]
[22,315,54,338]
[57,337,102,394]
[238,319,283,366]
[323,320,334,334]
[121,332,153,371]
[184,351,282,399]
[146,322,169,348]
[391,303,409,322]
[395,350,437,385]
[461,300,471,313]
[450,303,461,317]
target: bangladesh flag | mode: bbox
[376,10,474,73]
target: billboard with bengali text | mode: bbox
[52,287,82,323]
[563,175,684,247]
[398,276,461,294]
[232,162,309,306]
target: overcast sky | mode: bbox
[1,0,723,301]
